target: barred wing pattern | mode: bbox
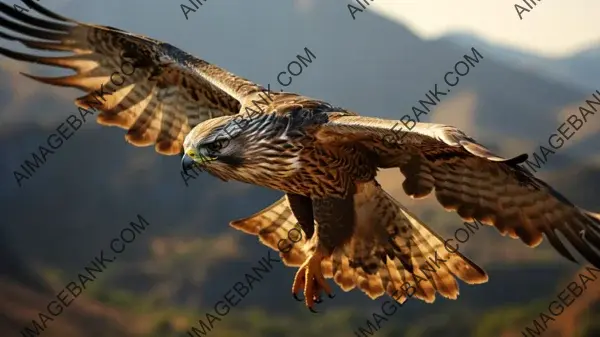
[0,0,265,155]
[314,115,600,269]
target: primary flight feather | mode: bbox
[2,0,600,313]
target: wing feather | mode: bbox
[0,0,268,155]
[314,114,600,269]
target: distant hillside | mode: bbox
[0,277,131,337]
[440,32,600,91]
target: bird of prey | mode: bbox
[2,0,600,313]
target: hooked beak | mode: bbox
[181,153,196,172]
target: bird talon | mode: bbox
[293,293,304,302]
[309,307,318,314]
[328,293,336,299]
[292,252,332,310]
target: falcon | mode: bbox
[2,0,600,313]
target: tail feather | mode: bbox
[395,190,489,299]
[230,196,308,266]
[230,185,488,305]
[319,182,488,304]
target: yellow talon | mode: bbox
[291,251,334,312]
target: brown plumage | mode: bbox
[3,0,600,312]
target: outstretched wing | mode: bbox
[314,114,600,268]
[0,0,266,155]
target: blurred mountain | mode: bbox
[440,32,600,91]
[1,1,600,336]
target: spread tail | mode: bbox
[230,185,488,304]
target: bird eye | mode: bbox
[205,139,229,153]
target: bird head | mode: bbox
[181,114,301,184]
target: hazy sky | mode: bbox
[365,0,599,57]
[38,0,600,57]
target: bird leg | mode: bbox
[291,250,334,312]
